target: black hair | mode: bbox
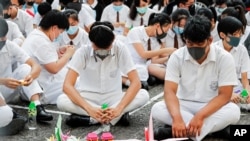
[129,0,148,20]
[63,9,79,21]
[183,15,211,43]
[38,2,52,16]
[18,0,25,5]
[196,7,217,23]
[215,0,227,5]
[221,6,247,33]
[0,18,8,37]
[0,0,11,9]
[171,8,190,23]
[46,0,54,5]
[65,2,81,13]
[39,9,69,30]
[228,0,246,11]
[148,12,171,26]
[59,0,73,7]
[89,21,115,49]
[217,16,243,39]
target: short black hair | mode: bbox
[171,8,190,23]
[217,16,243,39]
[0,0,11,9]
[38,2,52,16]
[39,9,69,30]
[66,2,81,13]
[215,0,227,5]
[63,9,79,21]
[148,13,171,26]
[89,21,115,49]
[196,7,217,23]
[0,18,8,37]
[183,15,211,43]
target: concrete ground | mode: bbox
[0,84,249,141]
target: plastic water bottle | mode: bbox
[240,89,249,103]
[101,103,110,132]
[28,101,37,130]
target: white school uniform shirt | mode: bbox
[82,3,96,19]
[78,6,95,28]
[246,12,250,26]
[101,3,130,35]
[213,40,250,78]
[211,21,220,43]
[58,27,90,50]
[165,44,238,102]
[33,13,42,27]
[164,29,185,48]
[68,39,135,94]
[125,8,155,29]
[0,40,29,79]
[127,26,159,64]
[6,21,25,46]
[152,4,164,13]
[240,26,250,44]
[6,9,33,37]
[21,29,64,90]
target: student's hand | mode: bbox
[103,107,123,122]
[87,106,105,124]
[58,46,67,58]
[231,93,241,103]
[247,96,250,104]
[22,74,33,86]
[64,45,75,58]
[187,115,204,137]
[172,117,187,138]
[113,22,120,28]
[3,78,22,89]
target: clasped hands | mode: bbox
[89,107,122,124]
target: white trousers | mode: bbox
[57,89,149,125]
[0,93,13,128]
[151,100,241,141]
[0,64,43,103]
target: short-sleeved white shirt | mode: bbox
[214,40,250,78]
[59,27,90,49]
[78,6,95,28]
[68,40,135,94]
[21,29,60,88]
[164,29,185,48]
[127,26,160,64]
[6,21,24,45]
[0,40,30,78]
[211,21,220,42]
[6,9,34,37]
[125,8,155,29]
[165,44,238,102]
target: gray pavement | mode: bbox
[0,84,249,141]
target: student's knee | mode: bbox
[56,94,70,110]
[138,89,150,103]
[151,101,165,119]
[15,64,32,78]
[0,105,13,128]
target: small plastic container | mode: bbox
[86,132,99,141]
[101,132,113,141]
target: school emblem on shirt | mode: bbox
[210,81,218,91]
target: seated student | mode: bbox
[123,13,176,90]
[215,16,250,107]
[56,21,149,129]
[33,2,52,29]
[0,18,52,122]
[0,4,25,46]
[56,9,90,55]
[151,15,240,141]
[21,10,75,104]
[1,0,34,37]
[0,92,26,136]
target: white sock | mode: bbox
[89,117,98,124]
[33,100,41,106]
[125,80,130,86]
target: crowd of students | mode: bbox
[0,0,250,140]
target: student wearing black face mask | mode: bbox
[123,13,176,89]
[151,15,240,140]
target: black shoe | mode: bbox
[36,105,53,122]
[117,112,130,126]
[154,125,172,140]
[13,110,28,123]
[210,125,230,139]
[65,114,90,127]
[0,112,26,136]
[147,75,157,86]
[141,81,149,90]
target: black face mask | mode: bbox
[27,1,34,6]
[3,13,11,19]
[188,4,195,16]
[187,46,206,60]
[156,26,167,40]
[94,49,111,61]
[0,41,6,51]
